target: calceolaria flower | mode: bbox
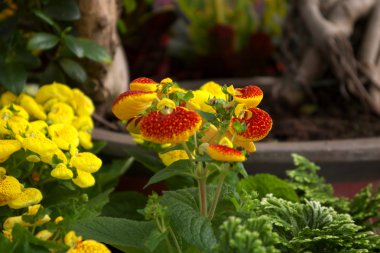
[65,231,111,253]
[140,102,202,144]
[233,85,263,108]
[159,150,189,166]
[130,77,158,92]
[206,144,246,162]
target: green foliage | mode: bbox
[257,195,380,252]
[102,191,147,220]
[238,174,299,202]
[71,217,156,253]
[0,0,111,93]
[215,216,281,253]
[162,189,217,252]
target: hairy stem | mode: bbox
[198,176,208,217]
[208,172,227,220]
[169,227,182,253]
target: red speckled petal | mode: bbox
[112,91,156,120]
[140,107,202,144]
[207,144,246,162]
[230,107,272,142]
[234,85,263,108]
[130,77,158,92]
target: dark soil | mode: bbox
[260,83,380,141]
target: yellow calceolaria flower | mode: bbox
[7,116,30,136]
[67,240,111,253]
[200,81,226,99]
[5,104,29,120]
[188,90,215,113]
[51,163,73,180]
[28,120,48,135]
[70,152,102,173]
[18,93,47,120]
[8,187,43,209]
[0,140,22,163]
[48,124,79,150]
[72,116,94,132]
[47,102,75,125]
[78,131,93,149]
[40,148,68,165]
[3,204,50,231]
[71,89,95,117]
[65,231,83,247]
[55,216,64,224]
[22,132,58,155]
[0,91,16,106]
[159,150,189,166]
[26,154,41,163]
[0,175,22,206]
[35,229,53,241]
[35,82,74,104]
[72,169,95,188]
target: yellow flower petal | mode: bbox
[51,163,73,180]
[72,116,94,132]
[47,102,75,124]
[0,91,17,106]
[55,216,64,224]
[65,231,83,247]
[5,104,29,120]
[8,188,43,209]
[207,144,246,162]
[22,133,57,156]
[48,124,79,150]
[218,137,233,148]
[70,152,102,173]
[40,148,68,165]
[188,90,215,113]
[78,131,93,150]
[0,176,22,206]
[3,216,24,231]
[159,150,189,166]
[18,93,46,120]
[35,230,53,241]
[112,91,157,121]
[28,120,48,135]
[233,85,263,108]
[35,82,74,104]
[72,170,95,188]
[200,81,225,99]
[0,140,22,162]
[26,155,41,163]
[130,77,158,92]
[7,116,30,136]
[68,240,111,253]
[70,89,95,116]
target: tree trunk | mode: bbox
[75,0,129,108]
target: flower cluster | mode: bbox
[113,77,272,219]
[113,77,272,164]
[0,83,108,251]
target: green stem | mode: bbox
[198,177,208,217]
[181,142,194,159]
[208,172,227,220]
[169,227,182,253]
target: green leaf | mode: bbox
[71,217,155,252]
[27,33,59,51]
[144,229,167,253]
[126,147,164,173]
[33,10,61,33]
[63,35,84,57]
[44,0,80,21]
[195,109,217,122]
[102,191,147,220]
[238,174,299,202]
[0,62,26,94]
[162,189,217,252]
[77,38,112,64]
[94,158,134,191]
[39,62,66,84]
[58,58,87,83]
[144,159,193,188]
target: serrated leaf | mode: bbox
[77,38,112,64]
[71,217,155,252]
[63,35,84,57]
[58,58,87,83]
[0,62,26,94]
[27,33,59,50]
[145,159,194,188]
[44,0,80,21]
[144,229,167,253]
[162,189,217,252]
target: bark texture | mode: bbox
[75,0,129,107]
